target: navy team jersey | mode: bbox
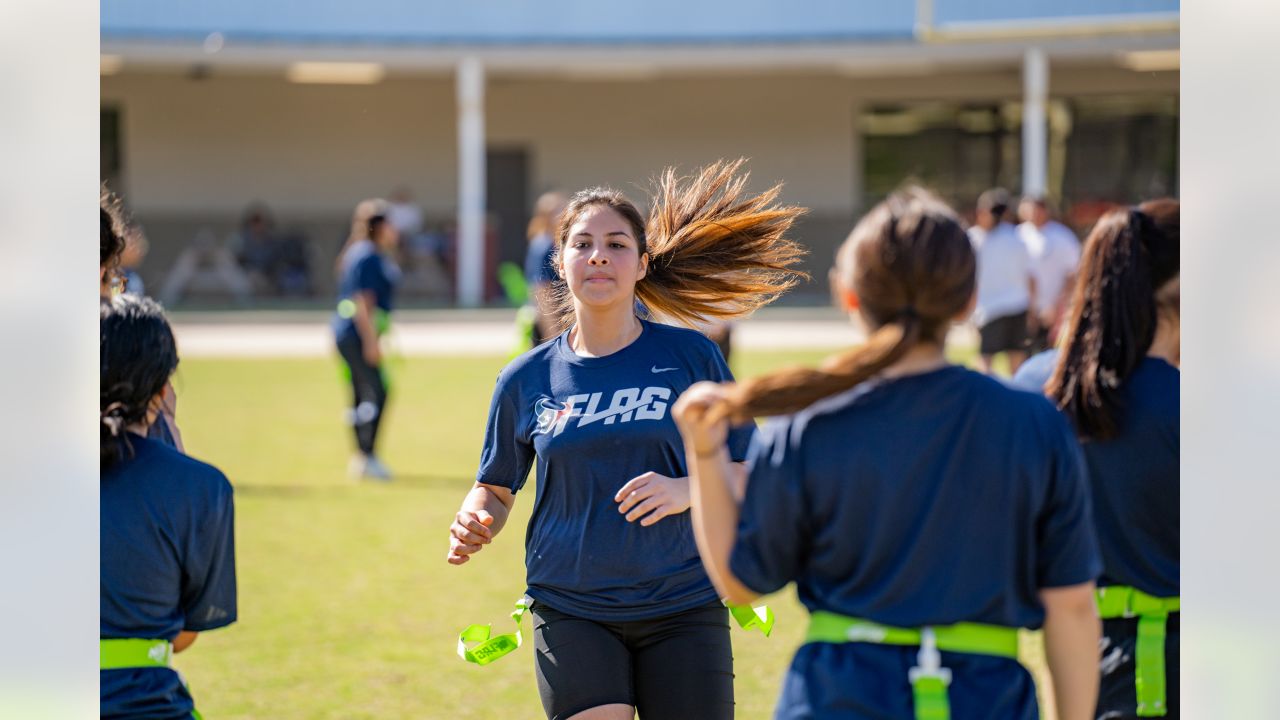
[1013,350,1179,597]
[731,366,1099,719]
[477,319,754,621]
[102,434,237,719]
[332,239,399,344]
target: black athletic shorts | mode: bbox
[979,310,1030,355]
[1097,613,1180,720]
[530,599,735,720]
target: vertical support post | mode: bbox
[456,57,486,307]
[1022,47,1048,197]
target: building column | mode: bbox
[456,57,486,307]
[1022,47,1048,198]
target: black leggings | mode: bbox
[336,333,387,456]
[1097,614,1180,719]
[530,600,734,720]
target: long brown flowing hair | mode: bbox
[549,159,808,330]
[711,188,976,423]
[1046,199,1179,440]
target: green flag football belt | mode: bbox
[100,639,204,720]
[101,638,173,669]
[1096,585,1180,718]
[458,596,774,667]
[805,611,1019,720]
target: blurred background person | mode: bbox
[1018,195,1082,352]
[969,188,1036,375]
[101,190,126,298]
[120,222,150,297]
[523,190,568,346]
[231,203,278,294]
[333,199,401,481]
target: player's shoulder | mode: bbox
[131,436,234,500]
[644,320,715,348]
[496,333,564,386]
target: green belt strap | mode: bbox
[806,612,1019,720]
[100,638,172,669]
[1096,586,1179,717]
[100,639,203,719]
[727,602,775,637]
[457,596,531,666]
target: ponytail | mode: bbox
[719,312,920,423]
[551,159,808,331]
[1047,200,1179,440]
[638,160,808,328]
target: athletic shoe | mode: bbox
[347,454,367,479]
[362,456,393,482]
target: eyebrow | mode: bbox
[573,231,632,239]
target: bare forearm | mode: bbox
[1043,592,1100,720]
[461,485,513,537]
[686,445,756,605]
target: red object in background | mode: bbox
[1065,199,1123,237]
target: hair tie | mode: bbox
[101,402,126,438]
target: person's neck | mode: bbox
[879,341,949,379]
[1148,317,1180,367]
[570,301,643,358]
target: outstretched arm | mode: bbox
[447,483,515,565]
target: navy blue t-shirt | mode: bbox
[477,320,754,621]
[1013,350,1179,597]
[524,232,557,287]
[332,239,399,344]
[101,435,237,720]
[731,366,1099,719]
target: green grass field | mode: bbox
[166,346,1050,719]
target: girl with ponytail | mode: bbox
[1014,200,1180,719]
[100,295,237,719]
[446,160,805,720]
[674,188,1103,720]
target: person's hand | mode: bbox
[447,509,494,565]
[161,382,179,417]
[672,381,732,455]
[363,341,382,367]
[615,472,689,526]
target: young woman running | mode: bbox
[674,188,1102,720]
[333,199,401,480]
[447,160,806,720]
[101,295,237,719]
[1013,199,1180,719]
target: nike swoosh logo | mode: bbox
[651,366,679,373]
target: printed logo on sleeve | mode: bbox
[532,387,673,436]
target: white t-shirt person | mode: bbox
[1018,219,1081,322]
[969,221,1033,327]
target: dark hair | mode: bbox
[550,159,808,330]
[1046,199,1179,440]
[101,187,127,280]
[367,213,390,240]
[715,187,975,421]
[101,295,180,470]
